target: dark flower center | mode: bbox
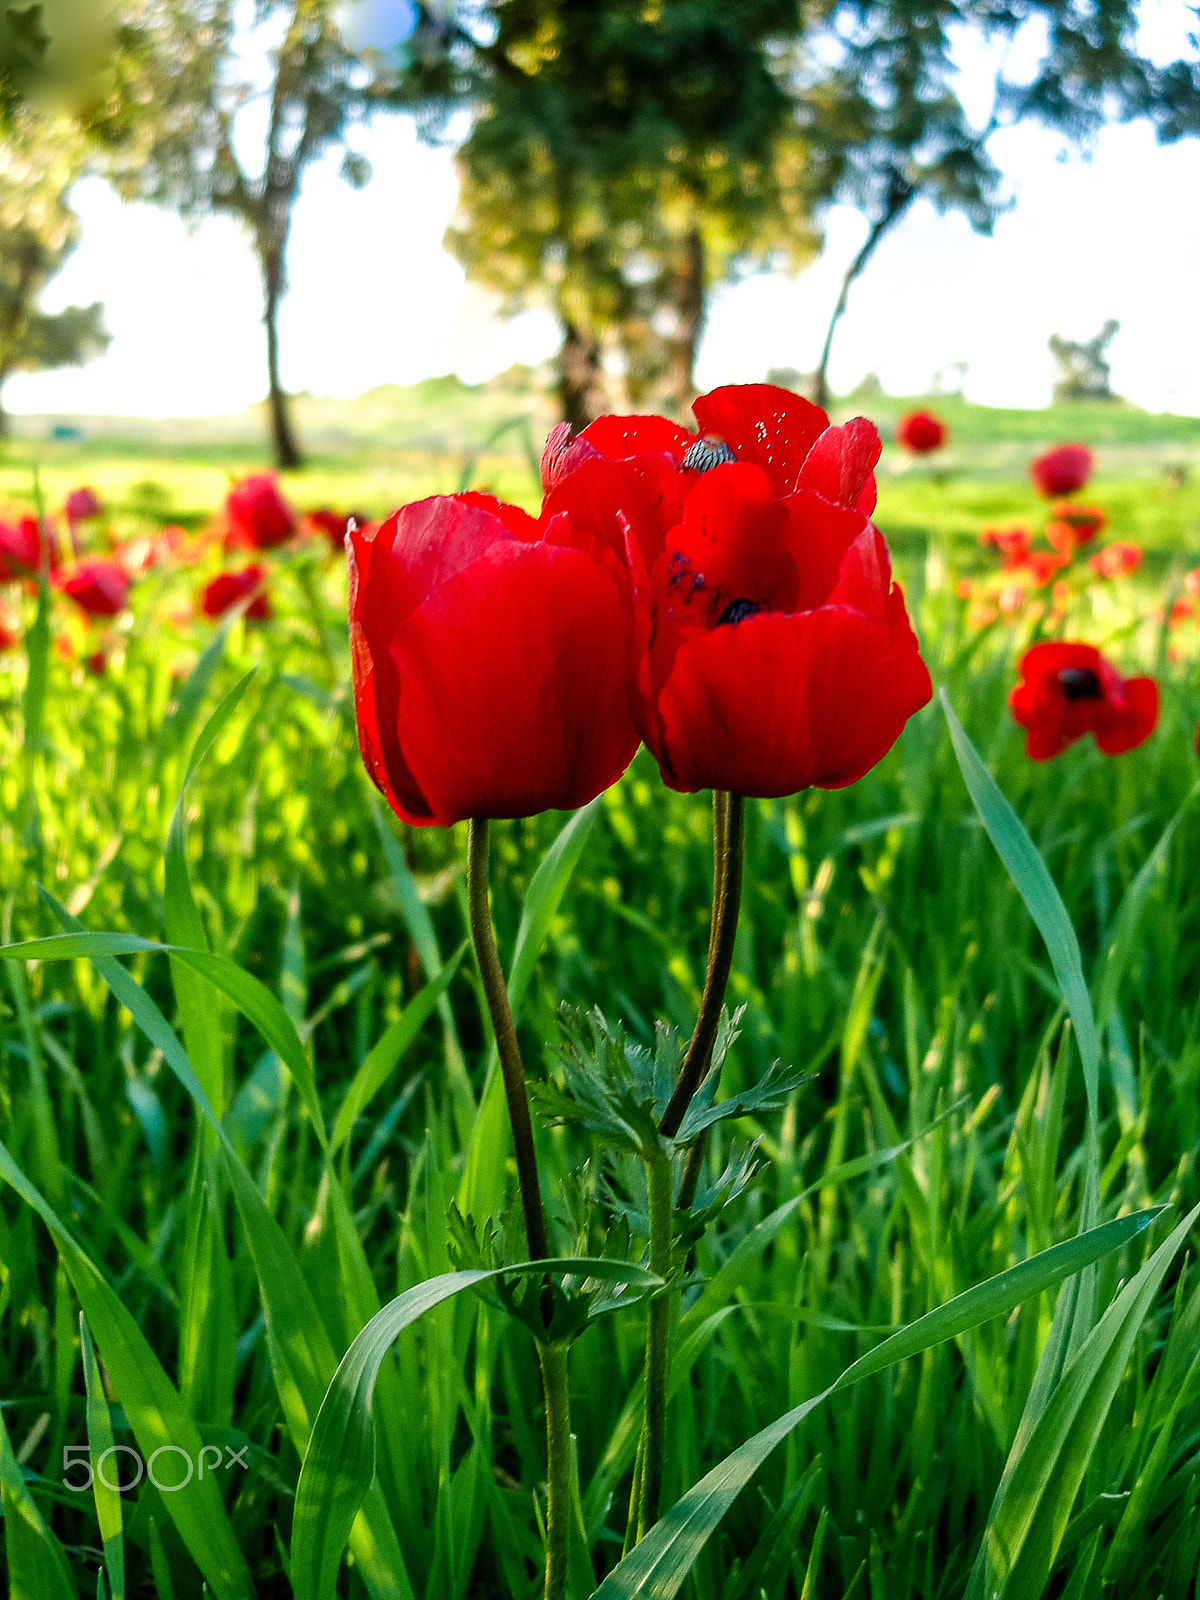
[1057,666,1103,701]
[716,597,762,627]
[681,434,738,474]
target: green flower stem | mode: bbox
[636,1153,675,1541]
[659,792,745,1141]
[622,1431,646,1558]
[465,817,548,1262]
[538,1343,572,1600]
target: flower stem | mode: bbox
[538,1343,572,1600]
[636,1153,674,1541]
[658,792,745,1141]
[466,817,548,1263]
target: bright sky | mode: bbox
[8,3,1200,420]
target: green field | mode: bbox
[2,386,1200,1600]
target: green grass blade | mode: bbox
[330,942,466,1154]
[1,1407,79,1600]
[291,1257,660,1600]
[23,898,415,1600]
[0,1139,252,1600]
[1092,781,1198,1028]
[970,1201,1200,1597]
[589,1207,1160,1599]
[940,689,1098,1122]
[81,1314,125,1600]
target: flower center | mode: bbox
[1057,666,1103,701]
[716,598,762,627]
[681,434,737,474]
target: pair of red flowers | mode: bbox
[349,384,934,828]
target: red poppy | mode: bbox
[65,486,103,524]
[980,524,1032,566]
[1049,502,1106,543]
[349,492,640,826]
[1009,642,1157,760]
[306,507,366,550]
[542,383,881,516]
[542,387,930,796]
[1022,551,1068,588]
[52,559,129,617]
[224,474,297,550]
[0,513,49,580]
[1088,542,1143,580]
[1029,444,1092,498]
[895,409,947,454]
[201,564,271,621]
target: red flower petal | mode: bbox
[793,419,881,513]
[390,542,638,824]
[649,598,931,795]
[691,384,829,496]
[578,413,693,462]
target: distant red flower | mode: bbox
[895,410,947,455]
[1088,542,1143,580]
[306,507,366,550]
[224,474,297,551]
[52,559,129,617]
[1014,551,1067,588]
[201,564,271,622]
[1030,444,1092,498]
[980,524,1031,565]
[1049,502,1106,544]
[0,597,19,650]
[1168,598,1193,628]
[1009,642,1158,760]
[116,523,192,576]
[85,648,108,676]
[65,486,103,524]
[0,514,49,580]
[1184,567,1200,600]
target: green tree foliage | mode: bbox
[803,0,1200,404]
[94,0,434,468]
[0,106,109,435]
[443,2,821,425]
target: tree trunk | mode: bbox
[261,245,302,471]
[667,225,705,421]
[812,179,916,410]
[557,319,605,432]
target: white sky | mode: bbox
[8,1,1200,419]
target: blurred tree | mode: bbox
[442,2,820,425]
[802,0,1200,407]
[1049,318,1120,401]
[91,0,449,468]
[0,106,109,436]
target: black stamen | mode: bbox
[1057,666,1103,701]
[716,598,762,627]
[681,435,738,474]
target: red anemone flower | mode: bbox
[543,387,930,796]
[1088,542,1143,580]
[349,492,640,826]
[1009,642,1157,760]
[1049,502,1106,542]
[0,513,51,580]
[52,559,129,618]
[980,524,1032,566]
[306,507,366,550]
[0,597,19,650]
[1030,444,1092,498]
[224,473,297,550]
[201,564,271,621]
[65,486,103,524]
[895,409,947,455]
